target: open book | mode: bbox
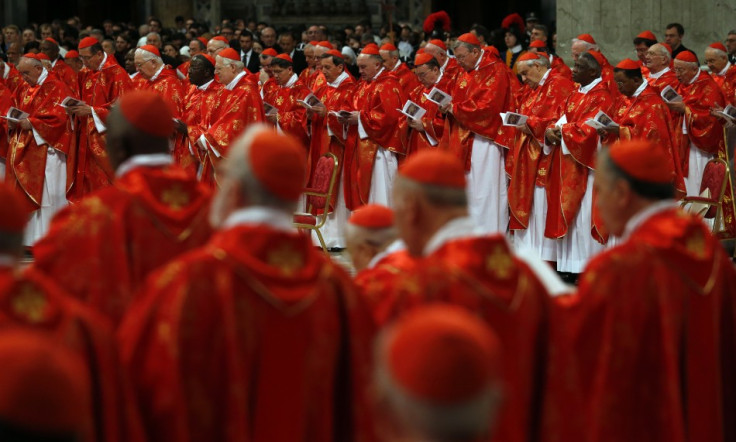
[584,110,619,130]
[57,96,86,108]
[2,107,29,122]
[328,110,353,118]
[297,93,323,110]
[500,112,529,127]
[424,87,452,107]
[263,102,278,116]
[716,104,736,122]
[397,100,426,120]
[660,85,683,103]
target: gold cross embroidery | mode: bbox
[267,244,303,276]
[486,245,513,279]
[161,186,189,210]
[12,284,48,324]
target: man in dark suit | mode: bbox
[279,30,307,75]
[238,30,260,73]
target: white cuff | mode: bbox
[199,134,221,158]
[357,114,368,140]
[31,125,49,147]
[91,108,106,133]
[425,131,438,146]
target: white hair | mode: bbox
[518,56,550,69]
[20,56,42,67]
[135,48,162,64]
[344,223,398,250]
[674,59,699,70]
[705,47,727,59]
[209,39,229,50]
[146,32,160,40]
[650,44,671,62]
[425,42,447,56]
[216,54,244,70]
[571,38,598,51]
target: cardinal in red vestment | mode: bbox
[0,183,144,442]
[424,39,463,87]
[118,126,376,442]
[6,54,74,246]
[69,37,132,200]
[705,42,736,105]
[645,43,678,94]
[299,41,328,92]
[542,140,736,442]
[380,43,421,96]
[570,34,620,100]
[262,54,311,148]
[40,37,79,97]
[389,150,569,442]
[33,91,212,327]
[528,39,572,80]
[0,58,24,94]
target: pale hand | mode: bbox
[408,117,424,131]
[68,104,93,117]
[19,118,32,130]
[545,127,562,144]
[266,113,278,124]
[666,101,686,114]
[347,111,359,125]
[311,103,327,117]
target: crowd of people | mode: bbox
[0,9,735,442]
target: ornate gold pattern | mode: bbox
[486,245,513,279]
[161,185,190,210]
[685,230,706,259]
[266,244,303,276]
[12,284,48,323]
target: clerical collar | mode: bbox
[197,79,214,90]
[36,68,49,87]
[441,56,449,72]
[282,73,298,88]
[632,80,648,97]
[0,254,16,269]
[222,206,294,232]
[2,62,9,79]
[391,60,402,72]
[472,50,485,71]
[648,66,670,78]
[549,54,556,64]
[538,68,551,86]
[688,69,700,85]
[129,72,139,80]
[509,44,522,54]
[622,200,678,240]
[51,58,58,68]
[423,216,485,256]
[578,77,602,94]
[367,239,406,269]
[97,52,108,71]
[371,67,386,82]
[226,71,247,90]
[148,63,165,82]
[718,62,731,76]
[434,71,444,85]
[115,153,173,178]
[328,70,349,88]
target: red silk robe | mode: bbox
[354,249,416,327]
[441,56,463,87]
[118,223,376,442]
[0,265,144,442]
[391,235,551,442]
[72,55,132,200]
[399,73,453,157]
[263,75,311,148]
[718,64,736,105]
[200,74,265,185]
[440,53,513,171]
[542,207,736,442]
[646,68,678,94]
[545,79,614,241]
[343,70,405,210]
[508,71,575,230]
[605,85,686,197]
[389,62,420,96]
[1,63,24,94]
[0,82,12,162]
[129,72,147,90]
[178,80,225,173]
[32,165,213,327]
[7,71,74,213]
[550,55,573,80]
[52,58,80,97]
[298,67,327,92]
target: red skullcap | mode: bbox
[36,53,51,61]
[139,44,160,57]
[275,53,293,63]
[586,49,606,67]
[349,204,394,228]
[210,36,229,44]
[529,39,546,49]
[0,184,27,232]
[218,48,240,61]
[517,52,541,63]
[385,305,502,403]
[457,32,481,47]
[308,40,320,47]
[64,50,79,59]
[428,39,446,51]
[416,48,425,55]
[661,43,673,54]
[399,150,466,188]
[709,42,727,53]
[261,48,278,57]
[119,90,175,138]
[576,33,597,45]
[361,44,380,55]
[675,50,698,63]
[615,58,641,70]
[609,139,674,183]
[636,30,657,41]
[325,49,344,58]
[248,130,306,201]
[197,37,208,46]
[197,53,216,67]
[44,37,59,46]
[0,330,91,434]
[316,41,333,49]
[78,36,99,49]
[414,53,435,66]
[380,43,398,52]
[21,53,39,60]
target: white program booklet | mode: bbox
[2,107,29,122]
[424,87,452,107]
[397,100,427,120]
[660,85,683,103]
[297,93,323,110]
[328,109,353,118]
[716,104,736,122]
[584,110,619,129]
[58,96,86,108]
[500,112,529,127]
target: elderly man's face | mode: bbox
[414,63,440,87]
[379,50,398,70]
[572,58,596,85]
[214,58,238,85]
[134,52,160,79]
[320,56,343,83]
[189,40,203,56]
[614,70,639,97]
[645,45,668,71]
[673,59,698,84]
[79,46,105,70]
[146,33,162,48]
[40,40,59,60]
[270,63,293,86]
[704,48,728,74]
[357,55,381,80]
[17,58,43,86]
[6,42,22,65]
[261,27,276,47]
[454,44,480,72]
[571,40,587,63]
[518,61,546,87]
[304,46,316,68]
[634,43,649,63]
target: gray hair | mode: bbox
[216,54,244,70]
[135,47,162,64]
[453,41,480,52]
[571,38,598,51]
[344,223,397,250]
[518,56,550,69]
[650,44,671,62]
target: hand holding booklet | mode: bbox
[500,112,528,127]
[660,85,683,103]
[329,110,353,118]
[584,110,619,130]
[57,96,86,108]
[397,100,426,120]
[263,102,278,116]
[297,93,323,110]
[716,104,736,122]
[424,87,452,107]
[2,107,29,122]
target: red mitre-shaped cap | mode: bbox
[64,50,79,59]
[399,150,466,188]
[615,58,641,70]
[709,42,727,52]
[385,305,501,403]
[0,330,90,434]
[316,40,333,49]
[0,184,27,233]
[261,48,278,57]
[139,44,160,57]
[78,36,99,49]
[517,52,541,63]
[576,33,596,44]
[211,36,229,44]
[609,139,674,183]
[675,50,698,63]
[275,53,293,63]
[414,53,435,66]
[586,49,606,66]
[529,39,546,48]
[416,48,425,55]
[248,130,306,201]
[349,204,394,228]
[119,90,175,138]
[36,53,51,61]
[197,37,208,46]
[197,53,216,67]
[661,43,673,54]
[218,48,240,61]
[636,30,657,41]
[380,43,398,52]
[428,39,446,50]
[44,37,59,46]
[325,49,343,58]
[457,32,480,47]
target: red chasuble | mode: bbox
[718,64,736,105]
[0,265,144,442]
[6,71,74,213]
[398,72,453,157]
[299,67,327,92]
[543,207,736,442]
[391,235,551,442]
[177,80,224,174]
[1,63,24,94]
[550,55,573,80]
[118,223,376,442]
[508,71,575,230]
[545,79,613,241]
[51,59,79,97]
[263,75,311,148]
[72,55,132,200]
[343,70,405,210]
[354,249,416,327]
[441,56,463,87]
[389,62,420,96]
[646,68,679,94]
[0,82,12,162]
[32,164,213,327]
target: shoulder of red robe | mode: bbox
[380,43,398,52]
[517,52,541,63]
[247,129,307,202]
[428,39,447,51]
[349,204,394,228]
[576,33,597,45]
[0,184,27,232]
[211,36,229,44]
[485,46,500,57]
[44,37,59,46]
[261,48,278,57]
[709,42,727,53]
[385,305,502,404]
[64,50,79,59]
[361,44,380,56]
[529,39,546,49]
[675,50,698,63]
[325,49,343,59]
[457,32,480,47]
[399,150,466,188]
[139,44,160,57]
[608,139,674,184]
[78,36,99,49]
[414,53,435,66]
[119,90,175,138]
[317,41,333,50]
[615,58,641,70]
[218,48,240,61]
[636,30,657,41]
